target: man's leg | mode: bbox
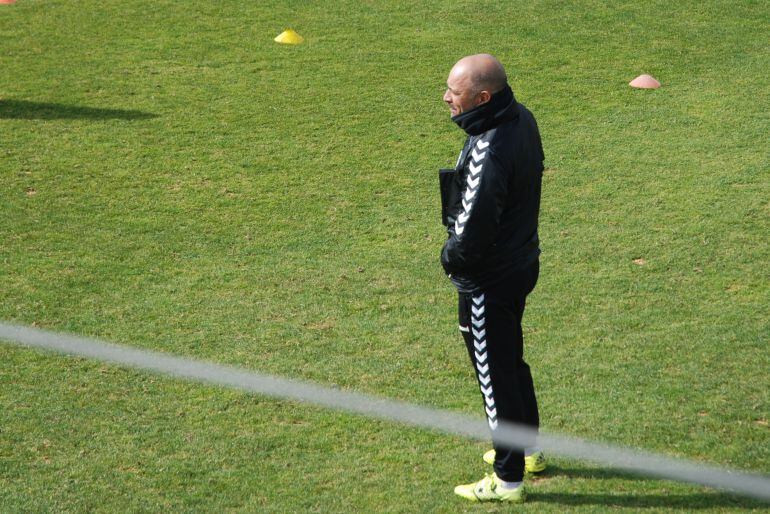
[482,288,530,482]
[458,263,539,483]
[512,293,540,431]
[458,289,526,482]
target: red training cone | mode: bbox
[629,74,661,89]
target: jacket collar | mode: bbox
[451,85,518,136]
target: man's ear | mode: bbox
[476,90,491,105]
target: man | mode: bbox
[438,54,545,503]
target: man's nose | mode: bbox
[443,90,451,103]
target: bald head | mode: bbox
[443,54,508,116]
[451,54,508,95]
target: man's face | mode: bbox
[443,66,480,117]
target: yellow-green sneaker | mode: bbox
[483,449,547,473]
[454,473,526,503]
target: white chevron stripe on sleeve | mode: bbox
[471,148,486,162]
[466,175,480,189]
[468,161,482,175]
[476,139,490,149]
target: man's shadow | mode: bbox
[529,464,767,510]
[0,99,157,120]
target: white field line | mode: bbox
[1,322,768,502]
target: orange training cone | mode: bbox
[629,74,661,89]
[274,29,304,45]
[0,0,18,5]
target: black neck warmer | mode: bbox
[451,85,518,136]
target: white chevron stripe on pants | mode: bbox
[469,293,498,430]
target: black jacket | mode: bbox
[439,85,544,293]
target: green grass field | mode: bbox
[1,0,768,511]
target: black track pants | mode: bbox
[457,260,540,482]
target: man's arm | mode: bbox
[441,141,510,274]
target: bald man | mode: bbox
[438,54,545,503]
